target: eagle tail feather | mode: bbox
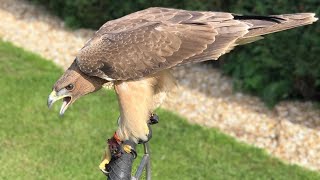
[235,13,318,38]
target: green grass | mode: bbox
[0,40,319,180]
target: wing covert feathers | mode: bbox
[75,7,318,80]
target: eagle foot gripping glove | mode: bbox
[99,113,159,179]
[100,136,137,179]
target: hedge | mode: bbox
[29,0,320,107]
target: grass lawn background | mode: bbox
[0,40,319,180]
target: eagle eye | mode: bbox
[66,84,74,91]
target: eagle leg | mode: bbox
[114,70,174,143]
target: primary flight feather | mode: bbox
[48,7,318,142]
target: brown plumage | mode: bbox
[48,7,318,142]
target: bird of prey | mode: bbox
[48,7,317,149]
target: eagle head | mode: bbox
[48,60,107,115]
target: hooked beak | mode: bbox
[47,90,72,116]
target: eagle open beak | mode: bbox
[47,90,72,116]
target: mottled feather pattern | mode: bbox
[75,7,317,81]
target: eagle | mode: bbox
[47,7,317,157]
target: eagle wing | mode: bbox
[75,8,254,80]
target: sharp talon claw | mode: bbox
[123,145,132,154]
[149,113,159,125]
[123,145,137,159]
[101,169,109,175]
[99,159,110,174]
[122,140,137,158]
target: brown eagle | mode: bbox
[48,7,317,144]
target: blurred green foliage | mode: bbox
[29,0,319,107]
[220,1,320,107]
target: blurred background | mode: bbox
[0,0,319,179]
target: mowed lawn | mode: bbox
[0,40,319,180]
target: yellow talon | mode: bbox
[123,145,132,153]
[99,159,110,170]
[99,148,112,171]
